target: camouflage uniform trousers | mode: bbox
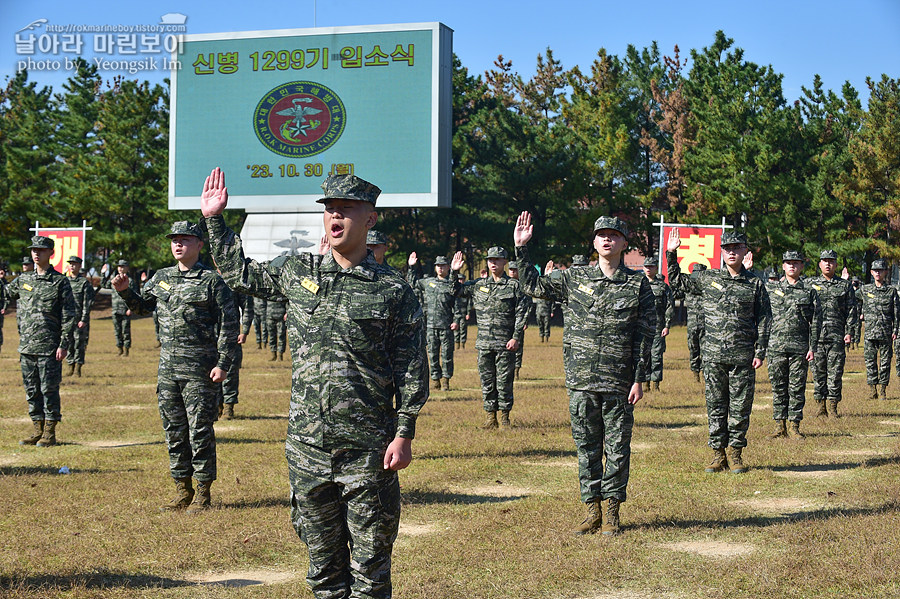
[687,324,703,373]
[851,322,861,345]
[536,312,552,338]
[477,349,515,412]
[812,340,846,403]
[112,312,131,348]
[287,438,400,599]
[222,344,243,405]
[267,316,287,353]
[152,309,160,344]
[568,389,634,502]
[157,377,219,482]
[864,338,892,386]
[20,353,63,421]
[65,321,90,365]
[426,327,454,380]
[514,335,525,369]
[703,361,755,449]
[254,313,268,346]
[767,351,809,421]
[649,335,666,382]
[453,315,468,345]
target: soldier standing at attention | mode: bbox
[408,252,465,391]
[464,246,528,429]
[856,259,899,401]
[507,261,534,380]
[7,236,77,447]
[534,292,558,344]
[453,273,473,349]
[766,251,821,439]
[642,256,674,393]
[267,296,288,361]
[366,229,391,266]
[113,221,238,512]
[808,250,856,418]
[202,167,427,599]
[221,290,254,420]
[0,264,8,354]
[850,277,862,350]
[515,213,654,535]
[101,260,138,356]
[64,256,96,377]
[252,296,268,350]
[667,229,770,474]
[682,263,708,382]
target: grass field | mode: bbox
[1,310,899,599]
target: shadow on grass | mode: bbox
[633,500,900,532]
[402,489,529,505]
[220,496,291,509]
[638,421,702,430]
[0,466,131,476]
[764,454,900,473]
[420,448,576,461]
[0,572,191,591]
[215,437,281,445]
[234,414,288,421]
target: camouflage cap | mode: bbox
[721,230,748,246]
[22,256,34,265]
[643,256,659,267]
[434,255,449,266]
[116,259,129,267]
[782,250,805,262]
[819,249,838,260]
[851,276,861,283]
[67,255,83,264]
[572,255,589,266]
[871,258,889,271]
[457,273,465,280]
[27,235,54,250]
[166,220,204,240]
[317,174,381,205]
[486,246,508,259]
[366,230,388,245]
[507,261,519,270]
[592,216,628,237]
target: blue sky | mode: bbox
[2,0,898,102]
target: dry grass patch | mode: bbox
[661,540,756,558]
[731,497,822,515]
[185,568,300,587]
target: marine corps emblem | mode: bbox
[253,81,346,158]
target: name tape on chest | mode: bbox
[301,277,320,294]
[429,282,436,288]
[773,289,785,297]
[710,281,724,291]
[158,280,171,291]
[867,292,875,298]
[23,284,33,291]
[812,284,822,291]
[577,283,595,296]
[479,286,490,293]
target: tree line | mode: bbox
[1,31,897,276]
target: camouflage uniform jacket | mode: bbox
[102,272,139,314]
[647,274,674,335]
[454,287,473,318]
[234,291,255,336]
[205,215,428,450]
[0,277,8,313]
[253,296,268,320]
[118,262,238,379]
[806,275,856,342]
[534,296,559,318]
[462,273,528,351]
[667,250,771,363]
[766,279,822,354]
[66,273,96,323]
[516,246,655,394]
[407,272,461,329]
[6,267,77,355]
[855,283,900,341]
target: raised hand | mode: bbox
[666,228,681,252]
[742,250,754,271]
[450,251,464,271]
[318,234,329,256]
[111,273,129,292]
[544,260,555,275]
[514,211,533,246]
[408,252,418,266]
[200,167,228,217]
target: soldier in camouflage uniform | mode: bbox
[221,290,254,420]
[267,297,288,361]
[463,246,528,429]
[850,277,862,349]
[642,256,674,392]
[0,264,8,354]
[407,252,465,390]
[534,293,558,343]
[856,258,899,400]
[808,249,856,418]
[101,259,138,355]
[680,263,708,382]
[766,251,822,439]
[253,296,268,349]
[202,168,427,599]
[7,236,77,447]
[64,256,96,377]
[113,221,238,513]
[515,212,654,536]
[453,273,473,349]
[366,229,390,266]
[507,261,534,379]
[667,229,771,474]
